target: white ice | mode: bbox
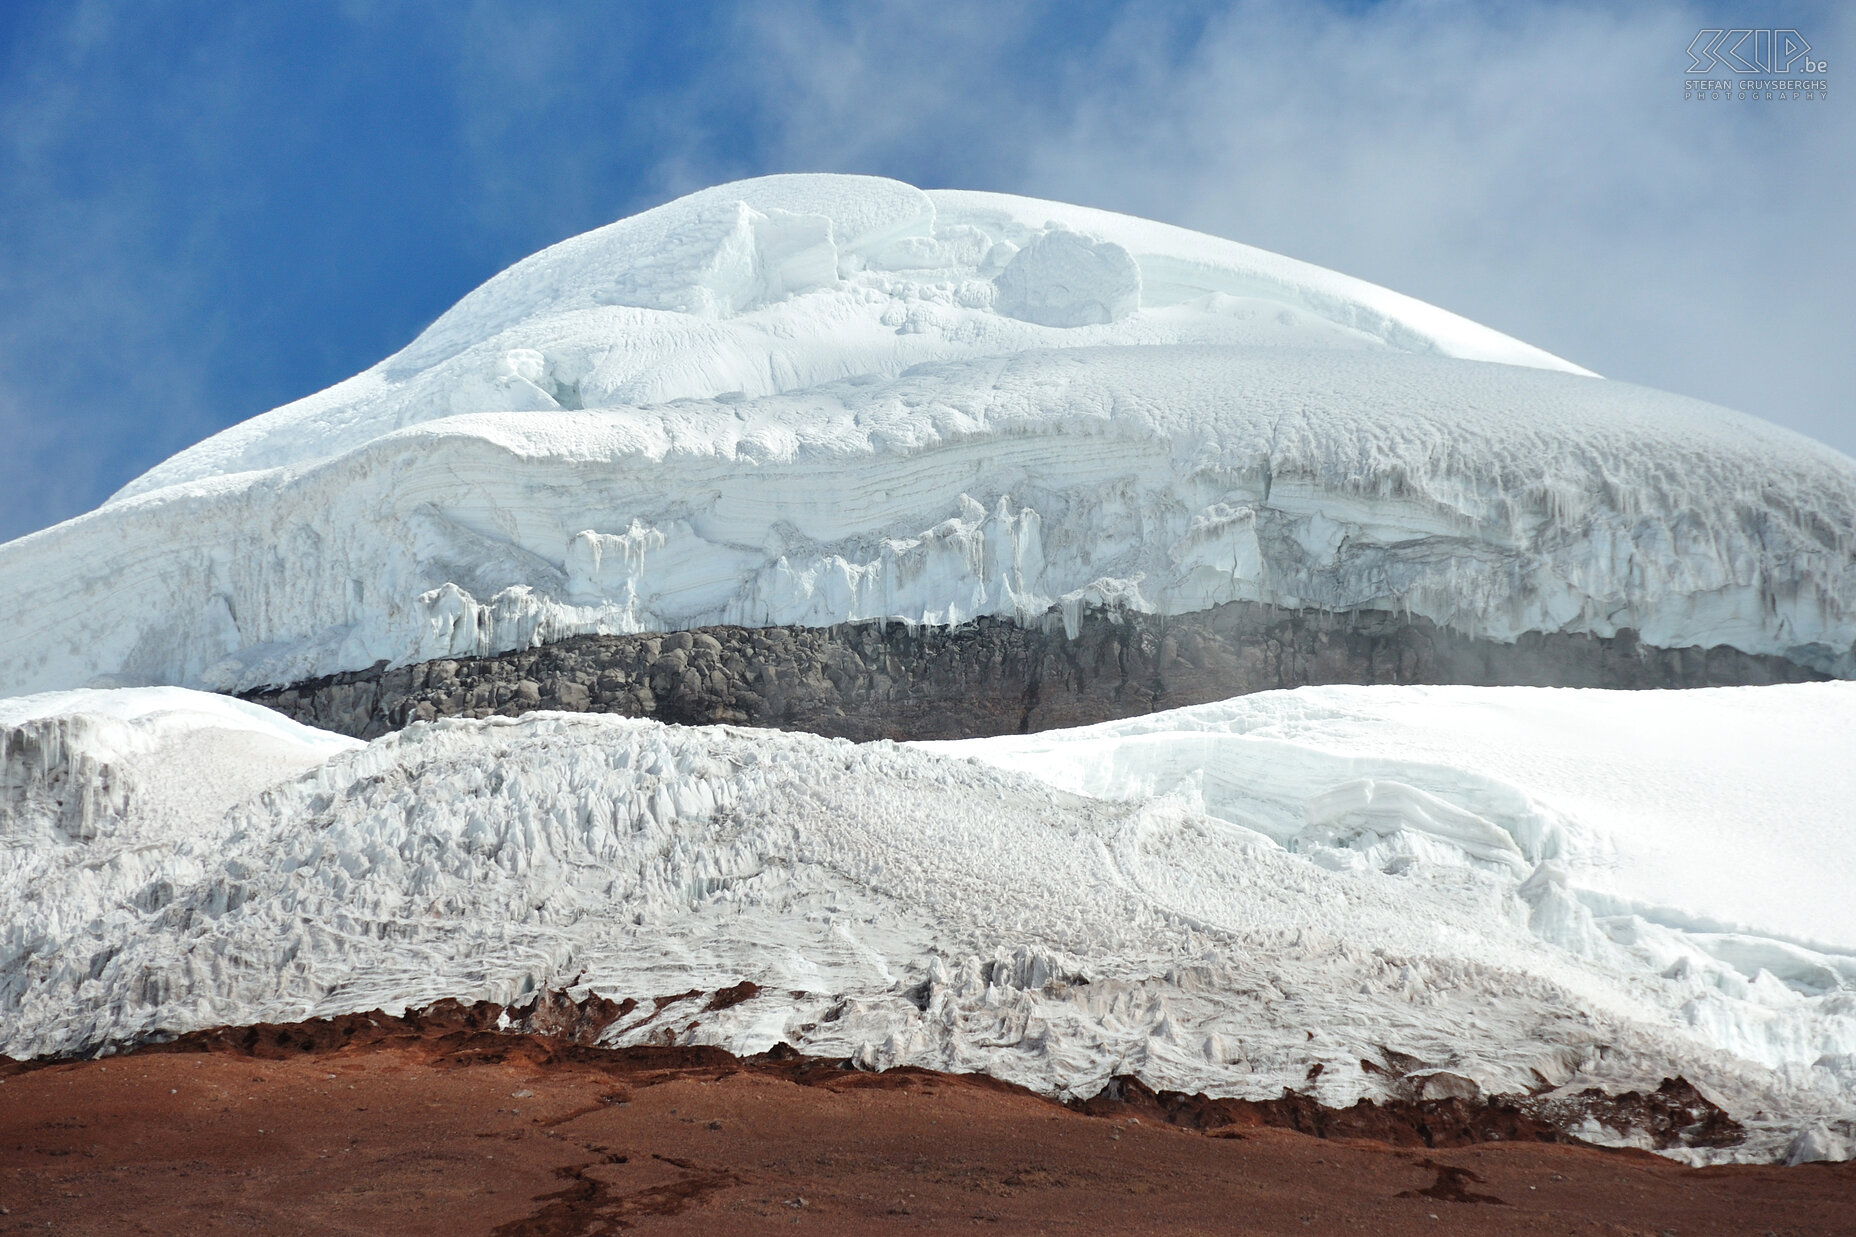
[4,684,1852,1164]
[2,175,1850,698]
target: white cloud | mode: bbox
[710,0,1854,455]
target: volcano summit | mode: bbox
[0,175,1849,702]
[3,176,1853,1173]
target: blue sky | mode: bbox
[1,0,1849,542]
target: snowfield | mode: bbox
[0,174,1851,697]
[4,684,1853,1163]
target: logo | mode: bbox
[1684,29,1828,101]
[1686,29,1823,74]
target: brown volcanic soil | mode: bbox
[2,1009,1851,1236]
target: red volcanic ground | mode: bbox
[2,1008,1850,1236]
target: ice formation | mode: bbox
[4,684,1852,1163]
[1,174,1851,698]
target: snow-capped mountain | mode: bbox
[3,175,1853,1165]
[0,175,1850,697]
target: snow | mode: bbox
[0,688,358,851]
[3,174,1849,698]
[4,684,1852,1162]
[0,686,361,747]
[1,347,1852,697]
[1,689,359,1021]
[920,683,1856,951]
[107,175,1590,499]
[1786,1123,1853,1165]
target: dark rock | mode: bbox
[238,600,1827,742]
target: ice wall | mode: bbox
[0,347,1849,697]
[0,175,1849,697]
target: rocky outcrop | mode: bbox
[239,601,1825,741]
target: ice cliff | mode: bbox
[0,174,1850,696]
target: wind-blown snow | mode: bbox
[2,174,1849,698]
[5,684,1852,1162]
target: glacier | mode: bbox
[2,172,1852,1168]
[4,684,1853,1163]
[0,174,1851,697]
